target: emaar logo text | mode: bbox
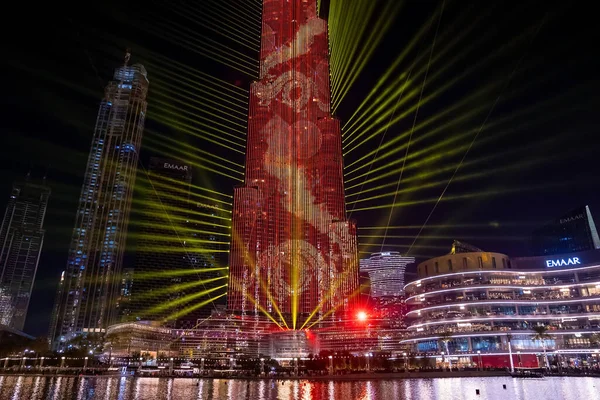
[545,257,581,267]
[164,163,188,171]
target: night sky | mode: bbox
[3,0,599,336]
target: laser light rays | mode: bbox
[133,266,229,281]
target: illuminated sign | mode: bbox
[197,203,220,210]
[163,163,188,171]
[545,257,581,267]
[560,214,584,224]
[381,252,391,256]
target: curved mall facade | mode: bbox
[402,250,600,369]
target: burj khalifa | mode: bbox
[228,0,359,329]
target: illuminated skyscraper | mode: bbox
[51,54,148,349]
[359,252,415,298]
[228,0,359,329]
[0,178,50,331]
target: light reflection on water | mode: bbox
[0,376,598,400]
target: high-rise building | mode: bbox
[183,201,229,326]
[228,0,359,329]
[0,178,50,331]
[359,252,415,298]
[124,158,228,328]
[0,287,12,326]
[532,205,600,256]
[51,54,148,349]
[123,157,193,325]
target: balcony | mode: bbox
[405,266,600,297]
[406,282,600,304]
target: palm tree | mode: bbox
[438,331,453,371]
[506,333,515,373]
[590,333,600,347]
[531,325,552,370]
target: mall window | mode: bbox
[447,337,469,353]
[448,260,453,271]
[435,262,439,274]
[478,257,483,269]
[472,336,502,351]
[417,340,439,352]
[463,258,468,270]
[492,257,497,269]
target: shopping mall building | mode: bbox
[402,249,600,369]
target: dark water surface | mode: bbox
[0,375,598,400]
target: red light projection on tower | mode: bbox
[228,0,359,329]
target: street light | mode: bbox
[403,352,408,371]
[507,333,515,373]
[477,351,482,371]
[328,355,333,375]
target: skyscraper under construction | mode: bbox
[228,0,359,329]
[51,54,148,349]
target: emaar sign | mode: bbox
[545,257,581,267]
[163,163,189,171]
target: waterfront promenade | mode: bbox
[2,368,599,380]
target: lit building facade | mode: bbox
[360,251,414,297]
[0,178,50,331]
[0,287,12,326]
[532,205,600,256]
[403,250,600,369]
[359,251,414,327]
[105,308,272,361]
[51,55,148,349]
[228,0,359,328]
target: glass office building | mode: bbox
[532,205,600,256]
[0,178,50,331]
